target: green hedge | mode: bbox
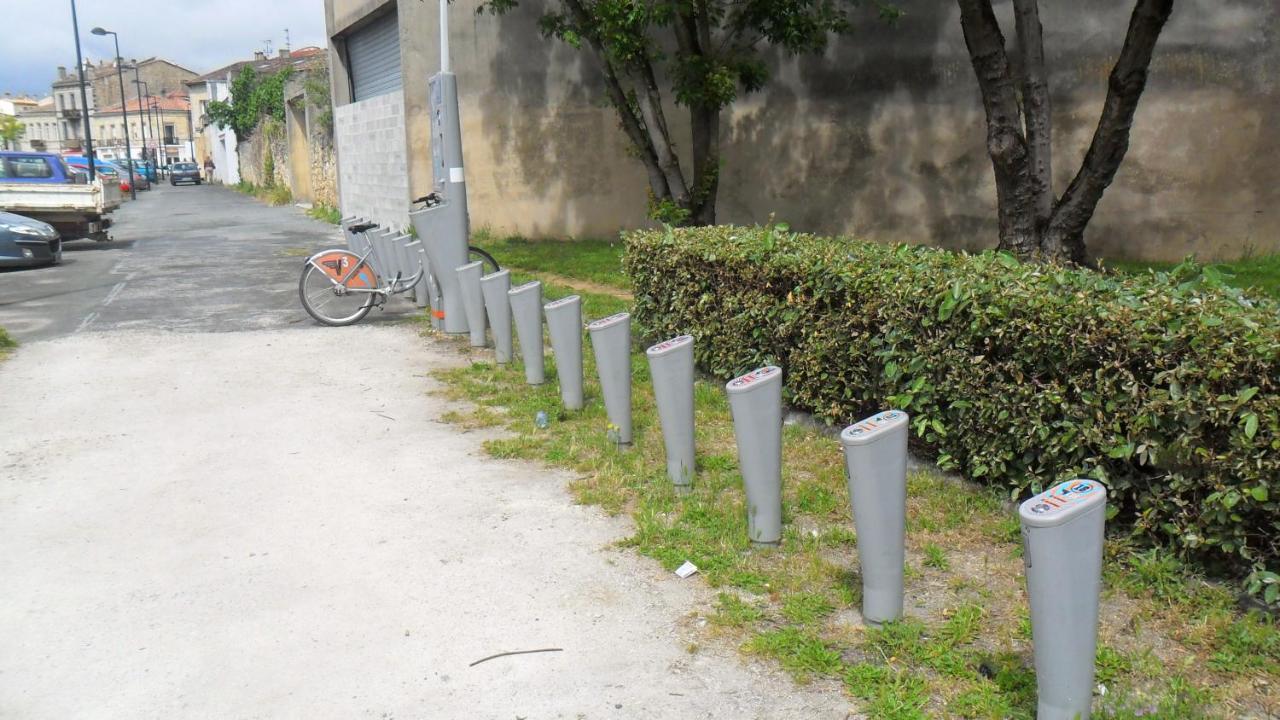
[624,225,1279,586]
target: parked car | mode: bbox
[169,162,202,186]
[111,160,150,191]
[63,156,131,193]
[0,151,120,240]
[0,210,61,268]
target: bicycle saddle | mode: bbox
[348,221,379,233]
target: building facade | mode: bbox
[322,0,1280,262]
[92,93,194,165]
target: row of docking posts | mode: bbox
[340,220,1107,720]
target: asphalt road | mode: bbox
[0,183,414,342]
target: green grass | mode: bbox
[1107,254,1280,299]
[0,326,15,360]
[472,230,629,290]
[232,180,294,207]
[431,236,1280,719]
[307,203,342,225]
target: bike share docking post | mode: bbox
[480,270,513,364]
[544,295,583,411]
[646,335,695,493]
[408,0,472,335]
[1020,479,1107,720]
[341,217,363,250]
[456,261,487,348]
[508,281,544,385]
[726,366,784,546]
[405,240,429,308]
[839,410,909,625]
[586,312,632,445]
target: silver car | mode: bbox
[0,211,61,268]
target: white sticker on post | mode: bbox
[449,167,465,183]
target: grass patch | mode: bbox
[0,326,15,360]
[1107,253,1280,299]
[472,230,629,290]
[232,180,293,207]
[307,203,342,225]
[431,238,1279,719]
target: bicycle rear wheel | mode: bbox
[299,252,377,326]
[468,246,500,275]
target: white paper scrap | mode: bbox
[675,561,699,579]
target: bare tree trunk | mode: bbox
[632,60,691,207]
[960,0,1173,263]
[1012,0,1053,229]
[689,104,719,225]
[1044,0,1174,263]
[958,0,1040,257]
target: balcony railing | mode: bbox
[59,108,82,119]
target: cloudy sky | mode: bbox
[1,0,327,97]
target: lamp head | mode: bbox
[91,27,110,36]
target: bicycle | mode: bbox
[298,200,499,326]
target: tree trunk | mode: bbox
[959,0,1174,263]
[958,0,1040,257]
[688,104,719,225]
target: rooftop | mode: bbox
[188,47,324,85]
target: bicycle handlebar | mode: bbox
[412,192,444,208]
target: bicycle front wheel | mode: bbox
[299,256,376,326]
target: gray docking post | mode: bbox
[646,335,695,492]
[405,240,429,308]
[480,270,513,363]
[726,366,784,546]
[456,261,487,347]
[839,410,909,625]
[508,281,544,385]
[1020,479,1107,720]
[586,312,632,444]
[544,295,583,411]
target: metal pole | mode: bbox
[69,0,95,180]
[439,0,450,74]
[97,30,134,199]
[131,67,147,166]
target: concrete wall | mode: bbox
[333,91,410,229]
[326,0,1280,261]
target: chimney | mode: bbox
[57,66,67,80]
[278,49,289,58]
[253,51,266,61]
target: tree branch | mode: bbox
[1012,0,1053,226]
[561,0,670,200]
[631,56,691,204]
[1047,0,1174,262]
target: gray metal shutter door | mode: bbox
[348,10,402,101]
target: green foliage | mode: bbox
[0,326,16,359]
[0,114,25,149]
[205,65,294,139]
[307,204,342,225]
[262,151,276,188]
[1110,254,1280,300]
[624,225,1280,594]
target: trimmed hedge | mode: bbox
[624,225,1279,585]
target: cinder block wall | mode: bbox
[333,92,410,231]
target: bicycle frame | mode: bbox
[308,243,426,297]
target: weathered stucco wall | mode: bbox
[329,0,1279,261]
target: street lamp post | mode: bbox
[130,66,148,170]
[69,0,95,180]
[142,83,158,169]
[90,27,134,199]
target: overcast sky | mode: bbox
[0,0,327,97]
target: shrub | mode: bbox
[624,225,1279,589]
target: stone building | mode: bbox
[92,92,194,166]
[322,0,1279,262]
[44,58,196,157]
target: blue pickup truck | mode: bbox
[0,151,122,240]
